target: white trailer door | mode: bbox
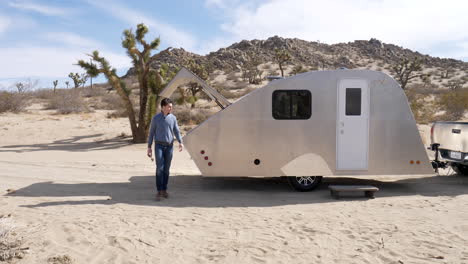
[336,79,369,170]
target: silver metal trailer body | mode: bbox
[161,69,433,177]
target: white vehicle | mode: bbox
[161,68,433,191]
[430,121,468,175]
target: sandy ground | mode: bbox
[1,109,468,264]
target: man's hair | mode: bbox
[161,98,173,108]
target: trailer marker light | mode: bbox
[204,156,209,160]
[208,162,212,166]
[416,160,420,164]
[201,150,205,154]
[410,160,414,164]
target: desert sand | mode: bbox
[1,108,468,264]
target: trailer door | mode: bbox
[336,79,369,170]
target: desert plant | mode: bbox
[0,218,26,261]
[177,60,210,108]
[46,90,87,114]
[0,91,29,113]
[447,79,465,90]
[274,48,291,77]
[240,54,263,84]
[53,80,58,93]
[173,107,211,125]
[65,81,70,89]
[78,23,174,143]
[291,65,308,75]
[68,72,88,89]
[392,57,425,90]
[437,89,468,120]
[405,90,437,124]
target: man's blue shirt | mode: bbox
[147,112,183,148]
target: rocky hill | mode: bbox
[125,36,468,90]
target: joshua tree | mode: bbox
[78,23,172,143]
[68,72,87,88]
[241,53,263,84]
[392,58,425,90]
[177,60,210,108]
[53,80,58,93]
[274,48,291,77]
[15,83,25,93]
[65,81,70,89]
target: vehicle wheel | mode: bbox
[287,176,323,192]
[452,164,468,176]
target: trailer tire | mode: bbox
[452,164,468,176]
[287,176,323,192]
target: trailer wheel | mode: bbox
[287,176,322,192]
[452,164,468,176]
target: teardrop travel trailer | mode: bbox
[160,68,433,191]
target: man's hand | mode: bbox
[147,147,152,158]
[179,143,184,152]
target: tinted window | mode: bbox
[272,90,311,119]
[346,88,361,116]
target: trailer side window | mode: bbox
[345,88,361,116]
[272,90,311,119]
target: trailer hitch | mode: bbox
[430,143,448,173]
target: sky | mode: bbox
[0,0,467,90]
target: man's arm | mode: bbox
[147,116,157,157]
[173,117,184,152]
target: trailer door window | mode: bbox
[345,88,361,116]
[272,90,311,119]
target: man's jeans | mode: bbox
[155,143,173,191]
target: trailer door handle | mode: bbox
[452,129,461,134]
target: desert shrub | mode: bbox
[220,89,238,99]
[226,71,238,81]
[33,88,55,99]
[0,91,29,113]
[81,87,104,98]
[228,82,247,90]
[101,93,125,110]
[46,90,87,114]
[405,90,437,124]
[437,89,468,120]
[173,108,211,125]
[106,109,127,118]
[47,255,73,264]
[0,217,26,261]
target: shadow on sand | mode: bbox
[0,134,132,153]
[7,173,468,208]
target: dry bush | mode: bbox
[437,89,468,121]
[0,91,30,113]
[81,87,104,98]
[226,71,238,81]
[48,255,73,264]
[220,89,238,99]
[228,82,248,91]
[33,88,55,100]
[46,90,88,114]
[173,108,211,126]
[405,90,437,124]
[0,218,26,261]
[100,94,125,110]
[106,109,127,118]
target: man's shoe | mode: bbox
[162,191,169,198]
[155,192,163,201]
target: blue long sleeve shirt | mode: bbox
[147,112,183,148]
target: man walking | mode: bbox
[147,98,183,201]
